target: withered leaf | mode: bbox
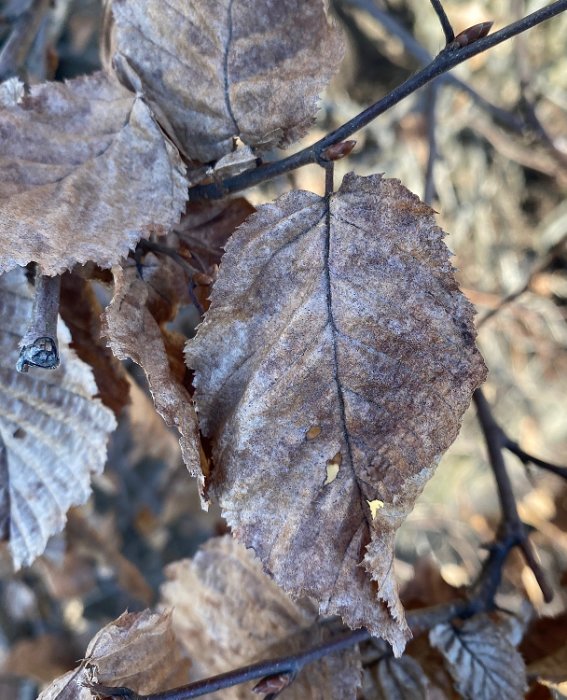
[176,198,256,270]
[185,173,486,653]
[38,610,189,699]
[160,535,361,700]
[109,0,345,162]
[103,260,203,481]
[0,72,186,275]
[429,616,527,700]
[59,273,130,416]
[0,269,116,569]
[362,655,432,699]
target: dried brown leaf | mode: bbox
[176,197,256,269]
[59,273,130,416]
[160,535,361,700]
[406,636,457,700]
[0,269,116,569]
[520,611,567,665]
[38,610,189,699]
[522,613,567,690]
[109,0,345,161]
[1,634,76,684]
[0,72,186,275]
[185,173,486,653]
[528,644,567,686]
[102,261,203,481]
[362,655,432,699]
[429,615,527,700]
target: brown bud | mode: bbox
[252,672,293,695]
[448,21,493,49]
[321,140,357,162]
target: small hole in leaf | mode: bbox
[368,499,385,519]
[324,452,342,485]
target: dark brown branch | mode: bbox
[189,0,567,202]
[0,0,51,80]
[428,0,455,44]
[16,273,61,373]
[473,389,553,603]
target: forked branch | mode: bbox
[473,389,554,603]
[188,0,567,202]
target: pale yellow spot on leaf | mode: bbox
[368,499,385,519]
[325,463,339,485]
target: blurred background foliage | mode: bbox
[0,0,566,697]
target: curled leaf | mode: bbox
[160,535,361,700]
[185,173,486,653]
[38,610,189,699]
[0,269,116,569]
[109,0,345,161]
[102,260,204,482]
[0,71,186,275]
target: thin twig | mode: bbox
[477,232,567,327]
[515,18,567,170]
[136,240,202,278]
[189,0,567,202]
[0,0,51,80]
[342,0,523,132]
[428,0,455,44]
[91,391,561,698]
[473,389,553,603]
[503,437,567,481]
[423,83,439,206]
[89,629,370,700]
[92,516,537,700]
[17,273,61,373]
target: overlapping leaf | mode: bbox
[430,616,527,700]
[38,610,189,699]
[103,259,203,480]
[185,173,487,653]
[0,72,186,275]
[363,655,432,699]
[109,0,345,161]
[160,535,361,699]
[0,269,116,569]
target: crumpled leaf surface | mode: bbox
[0,269,116,569]
[109,0,345,161]
[429,616,527,700]
[160,535,361,700]
[0,72,186,275]
[38,609,189,699]
[185,173,487,653]
[103,259,203,480]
